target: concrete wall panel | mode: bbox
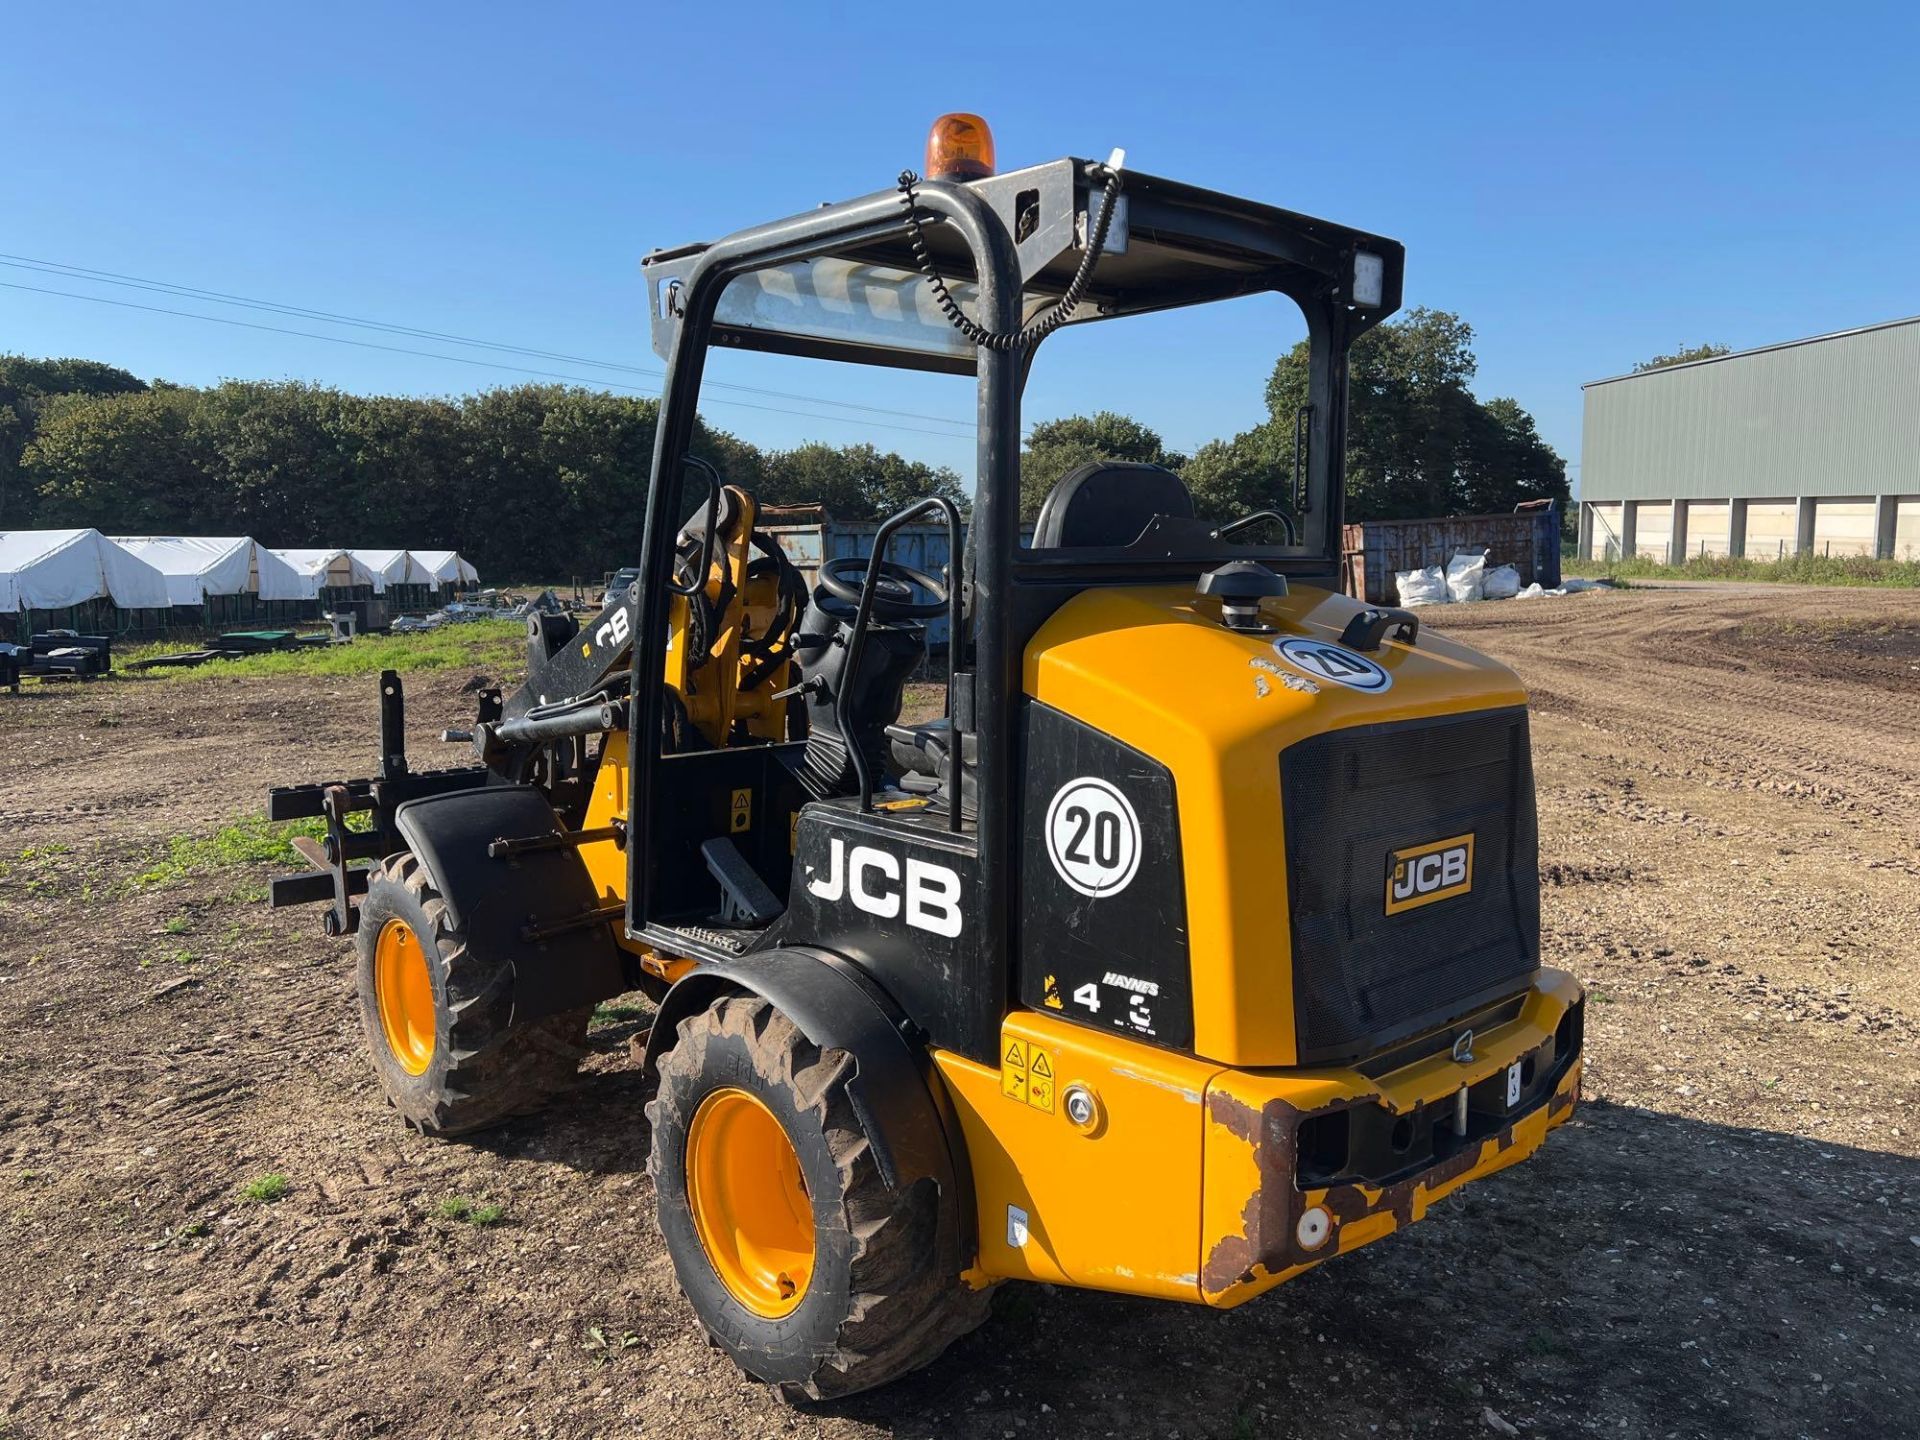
[1633,501,1673,560]
[1894,499,1920,560]
[1586,502,1624,559]
[1683,501,1731,558]
[1743,500,1798,559]
[1810,500,1878,558]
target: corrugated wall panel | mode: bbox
[1581,319,1920,503]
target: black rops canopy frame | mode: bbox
[625,156,1405,967]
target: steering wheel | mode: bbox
[817,555,948,621]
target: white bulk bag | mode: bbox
[1395,564,1449,607]
[1445,551,1487,603]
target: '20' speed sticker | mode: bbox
[1044,777,1142,899]
[1272,636,1393,692]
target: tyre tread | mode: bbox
[647,995,989,1400]
[357,854,589,1137]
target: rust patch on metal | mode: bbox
[1205,1067,1582,1305]
[1202,1089,1301,1294]
[1548,1074,1579,1124]
[1203,1066,1581,1299]
[1325,1120,1520,1230]
[1202,1089,1361,1295]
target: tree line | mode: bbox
[0,361,967,580]
[1,306,1572,580]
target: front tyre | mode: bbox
[646,995,989,1400]
[354,852,590,1136]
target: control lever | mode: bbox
[769,675,826,703]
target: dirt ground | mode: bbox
[2,585,1916,1440]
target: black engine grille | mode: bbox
[1279,707,1540,1065]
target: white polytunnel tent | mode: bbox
[272,548,378,600]
[0,528,172,613]
[411,549,480,587]
[109,536,306,607]
[349,549,433,594]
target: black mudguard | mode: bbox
[644,947,975,1260]
[394,785,629,1027]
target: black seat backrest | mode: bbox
[1031,461,1195,549]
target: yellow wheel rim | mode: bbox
[686,1087,815,1317]
[373,918,436,1076]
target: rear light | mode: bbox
[1295,1206,1332,1251]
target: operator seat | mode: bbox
[955,458,1193,617]
[1031,461,1195,549]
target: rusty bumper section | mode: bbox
[1200,971,1583,1307]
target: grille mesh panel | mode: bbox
[1280,708,1540,1064]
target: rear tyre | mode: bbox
[646,995,990,1400]
[354,852,590,1136]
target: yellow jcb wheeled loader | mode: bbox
[270,115,1584,1400]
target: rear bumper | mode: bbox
[931,970,1581,1306]
[1200,968,1583,1306]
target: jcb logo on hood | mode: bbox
[1385,833,1474,915]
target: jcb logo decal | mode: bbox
[593,604,631,651]
[806,837,963,938]
[1385,833,1474,915]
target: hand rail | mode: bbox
[664,455,723,597]
[835,494,966,830]
[1211,508,1300,547]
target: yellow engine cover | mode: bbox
[1023,581,1530,1069]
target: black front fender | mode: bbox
[394,785,629,1027]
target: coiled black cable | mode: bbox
[896,164,1123,351]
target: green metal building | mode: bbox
[1578,316,1920,562]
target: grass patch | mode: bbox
[132,814,327,890]
[162,915,191,934]
[121,620,525,682]
[19,843,72,861]
[591,1000,651,1028]
[1564,551,1920,587]
[438,1195,506,1226]
[240,1173,289,1204]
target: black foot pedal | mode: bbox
[700,838,783,928]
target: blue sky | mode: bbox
[5,1,1917,495]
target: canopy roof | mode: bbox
[411,549,480,586]
[0,529,172,612]
[110,536,306,606]
[643,157,1404,376]
[272,548,378,600]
